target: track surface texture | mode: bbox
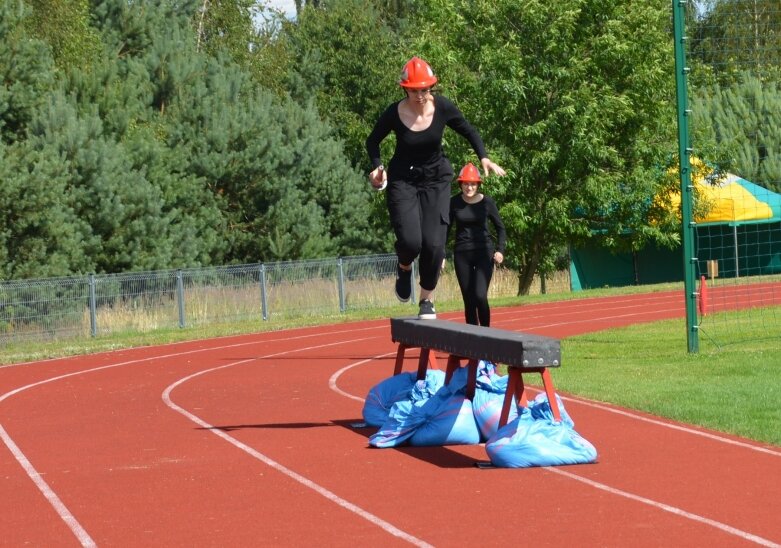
[2,291,779,547]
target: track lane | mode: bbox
[1,296,779,546]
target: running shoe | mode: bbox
[395,265,412,302]
[418,299,436,320]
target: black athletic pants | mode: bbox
[454,247,495,326]
[386,159,452,292]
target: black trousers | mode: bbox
[454,247,495,326]
[386,159,453,292]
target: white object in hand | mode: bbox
[374,165,387,191]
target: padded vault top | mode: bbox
[390,317,561,369]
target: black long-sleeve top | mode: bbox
[365,96,487,172]
[449,194,506,253]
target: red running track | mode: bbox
[1,292,779,547]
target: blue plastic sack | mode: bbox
[472,386,518,441]
[444,362,470,392]
[368,399,425,447]
[362,370,445,427]
[446,359,495,393]
[473,360,503,391]
[469,361,517,440]
[528,392,574,428]
[369,380,480,448]
[409,391,480,446]
[485,394,597,468]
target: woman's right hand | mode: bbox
[369,165,387,190]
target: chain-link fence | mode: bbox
[0,254,571,344]
[677,0,781,349]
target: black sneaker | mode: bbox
[418,299,436,320]
[395,265,412,302]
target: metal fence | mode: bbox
[0,254,388,343]
[1,254,567,344]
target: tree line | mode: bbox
[1,0,778,293]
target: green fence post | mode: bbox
[672,0,699,353]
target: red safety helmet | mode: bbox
[457,163,482,184]
[399,56,438,89]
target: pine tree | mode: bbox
[0,1,55,144]
[693,72,781,192]
[0,141,94,278]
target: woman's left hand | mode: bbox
[493,251,504,265]
[481,157,506,177]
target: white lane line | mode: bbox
[0,325,386,547]
[546,467,781,548]
[329,357,780,547]
[328,352,395,403]
[162,338,432,548]
[493,305,684,332]
[0,423,97,547]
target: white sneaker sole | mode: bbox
[395,290,411,303]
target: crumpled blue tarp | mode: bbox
[485,393,597,468]
[471,361,518,441]
[408,391,480,446]
[362,369,445,427]
[363,364,597,467]
[368,379,480,447]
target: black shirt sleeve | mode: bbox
[485,196,507,253]
[365,103,396,169]
[439,96,488,161]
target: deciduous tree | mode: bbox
[412,0,678,294]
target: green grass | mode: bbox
[2,283,778,448]
[553,320,780,446]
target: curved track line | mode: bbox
[328,355,779,546]
[0,327,386,546]
[162,337,432,548]
[327,352,778,457]
[328,352,396,403]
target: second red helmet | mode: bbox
[457,163,482,184]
